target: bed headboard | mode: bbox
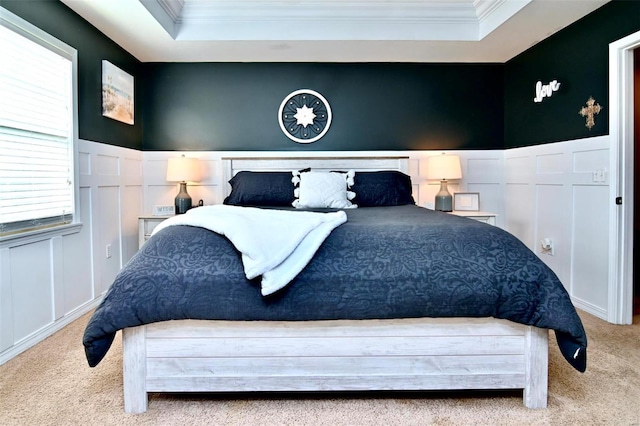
[221,156,410,197]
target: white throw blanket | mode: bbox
[151,205,347,296]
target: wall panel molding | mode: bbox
[0,140,143,365]
[2,138,612,365]
[505,136,610,320]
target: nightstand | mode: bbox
[138,215,172,248]
[448,210,497,226]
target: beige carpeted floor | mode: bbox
[1,311,638,426]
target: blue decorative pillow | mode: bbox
[223,171,295,207]
[351,171,415,207]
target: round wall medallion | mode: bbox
[278,89,332,143]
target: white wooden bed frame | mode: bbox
[121,156,549,413]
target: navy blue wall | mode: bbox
[141,62,504,151]
[6,0,640,152]
[2,0,143,150]
[504,0,640,148]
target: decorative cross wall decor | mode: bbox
[578,97,602,130]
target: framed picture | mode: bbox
[153,205,175,216]
[454,192,480,211]
[102,60,134,125]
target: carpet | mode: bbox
[1,311,638,425]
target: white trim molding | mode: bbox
[608,29,640,325]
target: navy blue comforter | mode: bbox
[83,205,587,371]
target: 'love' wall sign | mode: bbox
[533,80,561,103]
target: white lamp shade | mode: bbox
[166,156,202,183]
[425,154,462,180]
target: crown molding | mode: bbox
[141,0,530,41]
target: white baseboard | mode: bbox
[572,296,607,321]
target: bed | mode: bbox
[83,156,587,413]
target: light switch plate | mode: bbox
[153,205,175,216]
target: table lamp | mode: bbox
[166,155,202,214]
[426,153,462,212]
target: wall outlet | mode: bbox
[540,238,554,256]
[592,169,606,183]
[105,244,112,259]
[424,202,435,210]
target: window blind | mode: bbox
[0,20,74,235]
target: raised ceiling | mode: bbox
[60,0,609,63]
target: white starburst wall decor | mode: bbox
[278,89,332,143]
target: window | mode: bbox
[0,8,79,237]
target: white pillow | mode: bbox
[292,171,357,209]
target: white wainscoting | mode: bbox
[505,136,610,320]
[1,139,610,365]
[0,140,143,365]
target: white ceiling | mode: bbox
[60,0,609,63]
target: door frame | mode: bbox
[608,30,640,324]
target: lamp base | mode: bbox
[174,182,192,215]
[434,180,453,212]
